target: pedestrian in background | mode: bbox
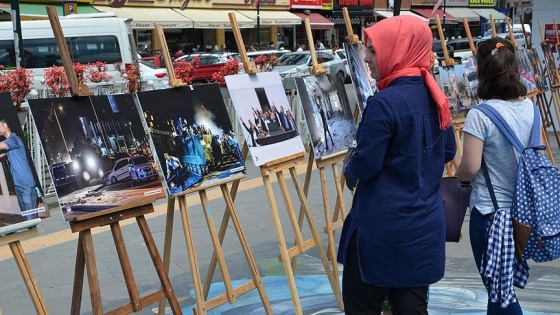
[456,37,534,314]
[337,15,456,314]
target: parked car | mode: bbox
[139,56,163,68]
[175,52,241,83]
[105,155,157,185]
[138,60,168,89]
[246,49,292,61]
[481,32,527,48]
[445,38,480,63]
[320,48,350,82]
[51,162,83,190]
[274,51,348,81]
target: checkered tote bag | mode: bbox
[477,104,560,262]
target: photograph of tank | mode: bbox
[29,94,165,221]
[344,43,375,113]
[541,43,560,87]
[136,84,245,195]
[225,72,305,167]
[0,94,48,228]
[516,48,538,94]
[438,64,478,118]
[296,75,356,160]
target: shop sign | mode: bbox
[468,0,495,6]
[322,0,333,11]
[328,16,363,25]
[411,0,438,6]
[290,0,322,9]
[545,24,560,52]
[336,0,373,7]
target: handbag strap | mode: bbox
[481,159,500,212]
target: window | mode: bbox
[0,35,122,69]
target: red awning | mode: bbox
[411,8,458,24]
[293,12,334,30]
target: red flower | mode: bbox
[86,61,113,83]
[173,56,199,84]
[211,58,240,87]
[43,66,69,97]
[0,67,32,109]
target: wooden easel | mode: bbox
[45,7,182,314]
[157,15,271,315]
[0,221,48,314]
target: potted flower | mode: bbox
[254,54,279,72]
[0,66,33,111]
[114,61,140,93]
[173,56,200,84]
[86,61,113,83]
[43,65,69,97]
[211,58,241,87]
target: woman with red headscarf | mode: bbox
[337,16,456,314]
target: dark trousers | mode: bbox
[469,208,523,315]
[342,232,429,315]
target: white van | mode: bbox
[0,13,136,89]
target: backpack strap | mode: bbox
[476,104,541,153]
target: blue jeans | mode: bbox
[15,186,38,221]
[469,208,523,315]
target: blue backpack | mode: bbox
[477,104,560,262]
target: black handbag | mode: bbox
[441,176,472,242]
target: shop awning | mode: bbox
[373,10,429,24]
[0,3,99,19]
[293,12,334,30]
[173,9,254,29]
[236,10,301,26]
[92,6,193,29]
[412,8,458,24]
[471,8,507,22]
[445,7,481,23]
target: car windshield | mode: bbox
[278,53,309,66]
[336,51,346,59]
[131,156,149,165]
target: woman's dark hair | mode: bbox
[476,37,527,100]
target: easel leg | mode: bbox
[319,167,342,300]
[289,167,344,310]
[158,197,176,315]
[220,184,273,314]
[82,229,103,315]
[136,215,182,315]
[262,173,303,314]
[110,222,141,312]
[71,232,86,315]
[178,196,206,315]
[199,190,235,303]
[9,241,49,315]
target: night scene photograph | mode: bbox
[136,83,245,195]
[29,94,165,221]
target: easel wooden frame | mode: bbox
[1,224,48,315]
[157,15,272,315]
[45,7,182,314]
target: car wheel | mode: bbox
[111,176,117,185]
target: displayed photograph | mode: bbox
[0,94,48,228]
[438,64,477,118]
[225,72,305,167]
[516,48,538,94]
[527,48,548,92]
[344,43,375,113]
[541,43,560,87]
[463,57,479,103]
[29,94,165,221]
[136,84,245,195]
[295,75,356,160]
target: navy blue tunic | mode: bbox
[337,76,456,287]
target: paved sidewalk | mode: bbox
[1,146,560,314]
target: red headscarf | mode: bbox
[363,16,452,129]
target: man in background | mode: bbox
[0,119,38,221]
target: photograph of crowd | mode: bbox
[527,48,548,91]
[136,84,245,195]
[296,74,356,160]
[344,43,375,113]
[516,49,538,93]
[29,94,165,221]
[541,43,560,87]
[225,72,305,167]
[438,64,478,118]
[0,94,48,227]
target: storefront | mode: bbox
[91,0,302,54]
[0,0,99,21]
